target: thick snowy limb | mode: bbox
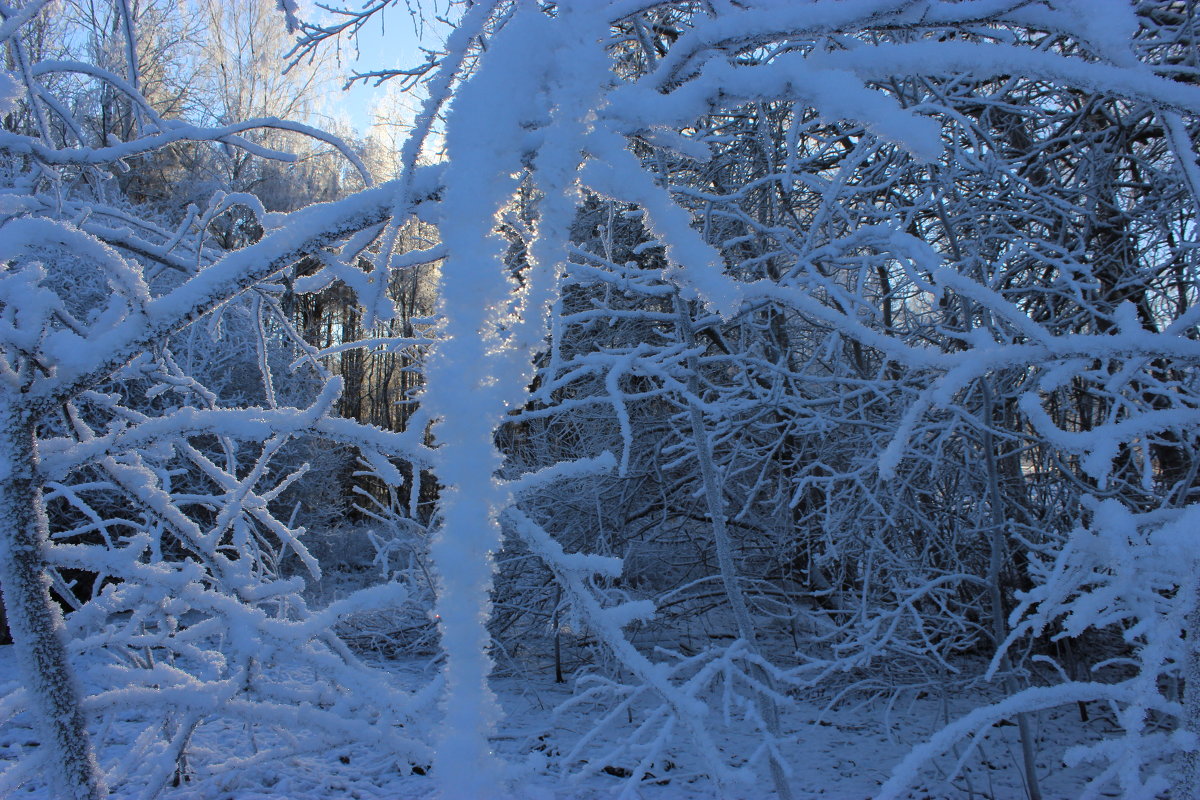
[417,5,554,795]
[0,412,104,800]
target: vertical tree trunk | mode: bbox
[1177,579,1200,799]
[675,298,794,800]
[980,381,1042,800]
[0,412,104,800]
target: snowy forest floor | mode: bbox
[0,640,1129,799]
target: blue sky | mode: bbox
[316,3,453,133]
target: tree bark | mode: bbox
[1177,578,1200,799]
[0,410,104,800]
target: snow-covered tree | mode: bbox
[0,3,437,797]
[306,1,1200,796]
[7,0,1200,797]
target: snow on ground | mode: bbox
[490,672,1107,799]
[0,641,1121,799]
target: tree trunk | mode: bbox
[1177,577,1200,799]
[676,298,794,800]
[980,381,1042,800]
[0,412,104,800]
